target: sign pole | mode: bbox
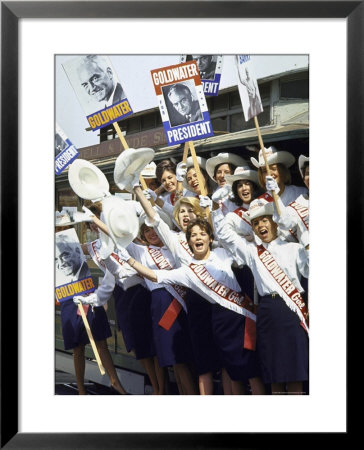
[75,301,106,376]
[253,116,281,216]
[176,142,190,201]
[188,141,211,220]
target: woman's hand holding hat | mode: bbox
[265,176,280,195]
[176,162,187,182]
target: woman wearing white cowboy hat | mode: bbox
[215,197,309,395]
[143,159,195,223]
[271,154,309,248]
[178,156,214,198]
[80,202,164,395]
[203,152,249,216]
[116,217,266,396]
[251,146,308,206]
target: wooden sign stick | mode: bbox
[75,301,106,376]
[253,116,281,216]
[176,142,190,200]
[113,122,155,205]
[188,141,211,220]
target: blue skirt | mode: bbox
[60,299,111,350]
[150,288,194,368]
[233,265,255,302]
[185,289,221,376]
[211,303,260,382]
[257,295,309,384]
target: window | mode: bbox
[141,113,155,131]
[280,76,309,99]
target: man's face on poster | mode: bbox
[78,61,114,103]
[193,55,212,73]
[55,242,82,277]
[168,87,193,117]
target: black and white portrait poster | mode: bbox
[181,55,223,96]
[236,55,264,121]
[62,54,133,131]
[55,123,79,175]
[151,61,213,146]
[55,228,95,302]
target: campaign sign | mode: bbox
[151,61,214,146]
[180,55,223,96]
[55,123,80,175]
[236,55,264,122]
[55,228,96,302]
[62,55,133,131]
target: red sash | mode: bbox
[188,263,257,350]
[147,247,186,331]
[233,206,251,226]
[257,245,309,334]
[288,201,309,230]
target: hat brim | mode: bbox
[251,151,295,169]
[225,171,259,185]
[98,229,115,259]
[68,159,109,200]
[247,202,274,221]
[102,196,139,249]
[206,154,248,180]
[114,148,155,192]
[298,155,309,178]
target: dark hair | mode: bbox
[186,166,212,195]
[185,217,214,252]
[257,163,291,188]
[156,159,177,183]
[231,179,263,206]
[213,162,236,180]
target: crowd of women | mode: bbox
[58,144,310,396]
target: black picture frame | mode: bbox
[1,1,358,448]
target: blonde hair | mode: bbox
[173,197,207,228]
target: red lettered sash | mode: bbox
[188,263,256,320]
[233,206,250,226]
[147,247,187,331]
[288,200,309,231]
[257,245,309,335]
[89,240,107,271]
[188,263,257,349]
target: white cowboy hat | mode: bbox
[206,152,248,181]
[250,146,295,169]
[114,147,155,192]
[101,195,139,252]
[182,156,208,191]
[141,161,157,179]
[225,166,259,186]
[98,220,116,260]
[245,197,274,222]
[68,159,110,200]
[298,155,309,178]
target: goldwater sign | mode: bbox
[62,54,133,131]
[151,61,214,146]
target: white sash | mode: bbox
[257,245,309,335]
[147,247,187,311]
[188,263,256,320]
